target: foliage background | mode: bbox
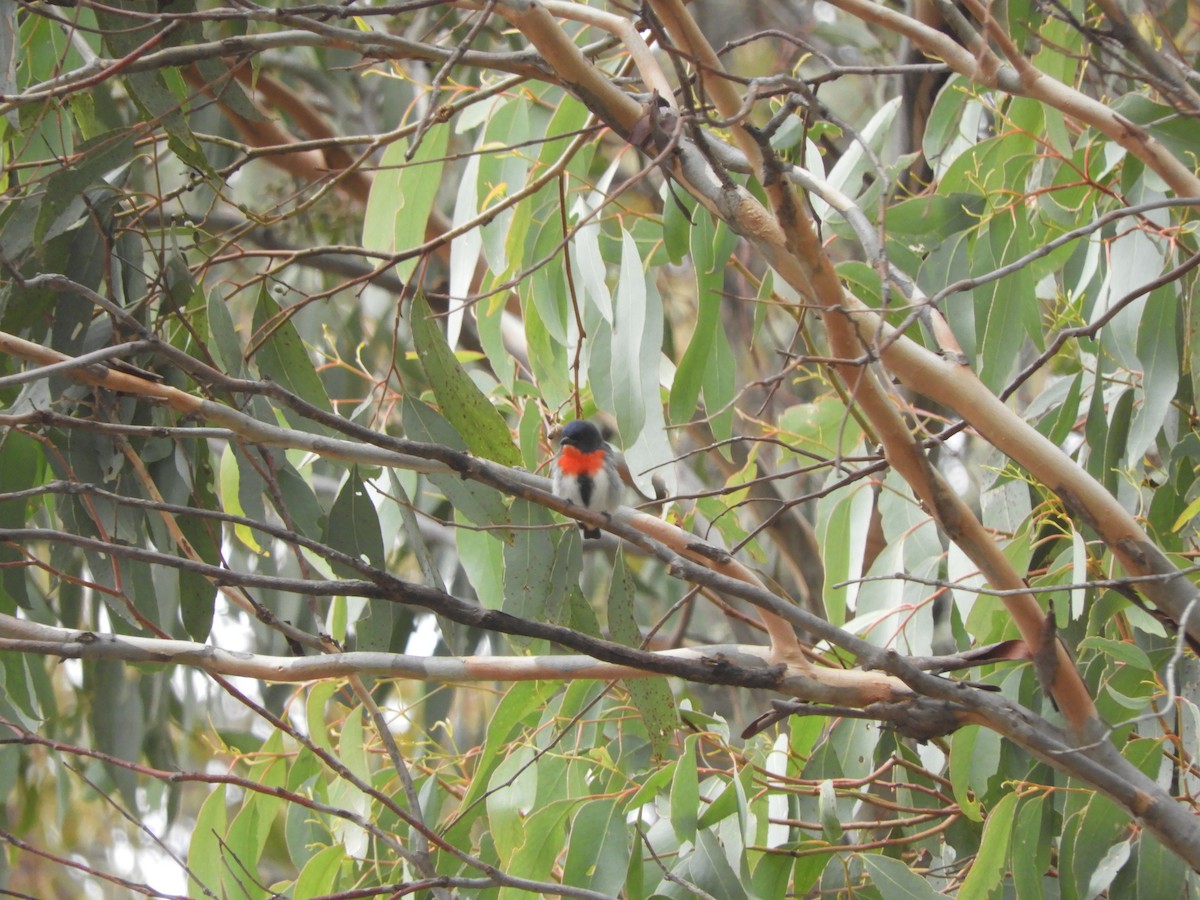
[0,0,1198,897]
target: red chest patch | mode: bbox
[557,446,606,477]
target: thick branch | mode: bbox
[825,0,1200,198]
[0,613,779,684]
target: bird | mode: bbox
[551,419,622,539]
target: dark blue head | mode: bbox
[559,419,604,452]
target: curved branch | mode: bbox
[825,0,1200,198]
[0,613,777,684]
[0,26,547,115]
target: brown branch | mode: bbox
[825,0,1200,197]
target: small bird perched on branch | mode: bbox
[552,419,621,539]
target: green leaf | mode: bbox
[669,733,701,843]
[672,830,748,900]
[326,708,371,858]
[275,459,324,540]
[177,530,218,642]
[90,659,144,809]
[207,287,244,377]
[1134,830,1187,900]
[1077,636,1152,671]
[362,125,450,283]
[697,764,749,831]
[522,286,572,410]
[609,549,676,757]
[790,844,834,895]
[573,212,611,325]
[611,229,649,437]
[780,396,864,459]
[750,851,795,899]
[941,129,1036,197]
[188,785,228,899]
[949,726,985,822]
[1127,284,1179,462]
[478,279,515,388]
[624,761,677,811]
[401,398,513,530]
[1092,386,1135,495]
[339,706,371,784]
[1190,280,1200,426]
[293,843,346,899]
[1087,839,1132,900]
[410,292,520,466]
[670,211,722,425]
[503,498,565,627]
[815,480,875,626]
[477,97,530,275]
[1062,792,1132,900]
[815,96,902,213]
[1110,94,1200,167]
[817,779,842,843]
[510,798,571,888]
[527,227,570,346]
[663,189,696,264]
[885,192,987,238]
[93,4,210,173]
[218,442,265,555]
[285,782,330,872]
[322,467,385,577]
[387,469,444,594]
[563,799,631,896]
[226,781,281,900]
[251,287,332,428]
[977,214,1038,392]
[0,429,42,608]
[1120,737,1165,780]
[959,790,1018,900]
[446,681,556,848]
[922,75,974,170]
[35,131,134,243]
[1011,793,1051,899]
[304,682,339,755]
[861,853,942,899]
[486,745,537,864]
[457,525,506,611]
[704,324,736,445]
[1036,372,1084,446]
[322,467,396,650]
[1172,493,1200,534]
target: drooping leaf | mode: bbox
[35,131,134,244]
[410,292,520,466]
[293,843,347,899]
[611,229,649,437]
[669,733,701,843]
[670,210,722,425]
[323,466,384,577]
[861,853,942,899]
[90,659,145,809]
[503,498,565,631]
[958,790,1018,900]
[251,287,333,429]
[949,726,986,822]
[362,124,450,283]
[1061,791,1133,900]
[93,3,211,173]
[562,798,631,896]
[1126,284,1179,462]
[401,398,513,531]
[1010,793,1052,898]
[188,785,228,899]
[609,548,676,758]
